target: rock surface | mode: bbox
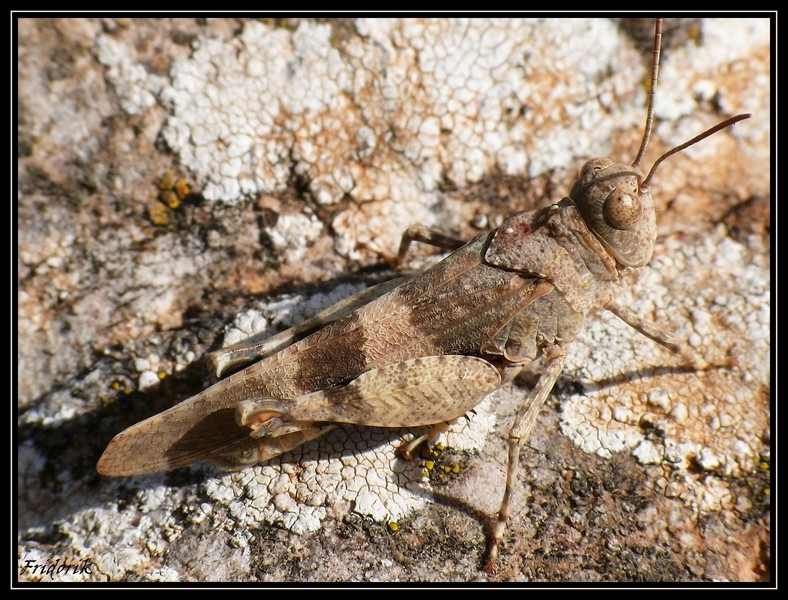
[17,18,770,582]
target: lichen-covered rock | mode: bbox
[18,18,770,582]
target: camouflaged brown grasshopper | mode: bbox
[97,19,750,572]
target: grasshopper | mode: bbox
[97,19,750,572]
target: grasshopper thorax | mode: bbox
[569,157,657,269]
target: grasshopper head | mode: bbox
[569,110,751,270]
[569,157,656,268]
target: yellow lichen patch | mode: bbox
[147,201,170,226]
[174,178,191,200]
[388,521,400,533]
[420,442,465,486]
[157,169,176,191]
[155,170,194,212]
[107,378,135,403]
[758,453,770,471]
[686,22,702,44]
[160,190,180,210]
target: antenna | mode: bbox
[641,113,751,190]
[629,19,751,191]
[632,18,663,170]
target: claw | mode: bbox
[397,433,430,461]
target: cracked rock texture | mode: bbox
[17,18,770,582]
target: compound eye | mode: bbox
[603,188,642,229]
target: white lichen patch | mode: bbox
[654,18,769,133]
[157,19,643,259]
[137,370,160,391]
[219,281,374,346]
[55,483,191,580]
[560,228,769,514]
[19,436,195,581]
[95,33,166,115]
[141,567,182,582]
[264,211,324,262]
